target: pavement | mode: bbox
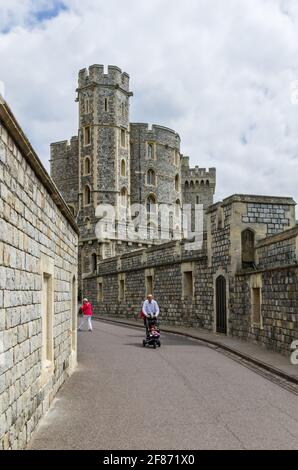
[28,319,298,450]
[96,315,298,384]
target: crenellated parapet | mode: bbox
[78,64,131,94]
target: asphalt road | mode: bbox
[28,320,298,450]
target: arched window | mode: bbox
[146,195,156,214]
[147,143,154,160]
[121,159,126,177]
[185,181,189,189]
[120,187,127,206]
[84,185,91,206]
[200,180,204,186]
[206,180,210,186]
[147,169,156,186]
[91,253,97,273]
[190,181,194,188]
[84,157,91,175]
[242,229,255,269]
[175,174,180,191]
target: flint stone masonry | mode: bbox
[0,97,78,450]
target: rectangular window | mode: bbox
[121,129,126,147]
[104,98,108,112]
[119,279,125,300]
[42,273,54,371]
[251,287,261,325]
[98,282,103,301]
[84,126,91,145]
[146,275,154,296]
[183,271,193,298]
[85,98,91,114]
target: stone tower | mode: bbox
[181,156,216,231]
[50,64,216,294]
[76,65,133,240]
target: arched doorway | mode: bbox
[216,276,227,334]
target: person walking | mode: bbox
[78,298,93,332]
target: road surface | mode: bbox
[29,320,298,450]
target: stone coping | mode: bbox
[256,225,298,248]
[207,194,296,213]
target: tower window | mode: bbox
[147,169,156,186]
[84,156,91,175]
[175,174,180,191]
[121,159,126,177]
[121,102,125,117]
[121,129,126,147]
[84,127,91,146]
[196,196,199,204]
[147,143,154,160]
[146,195,157,214]
[104,97,108,111]
[85,98,91,114]
[84,185,91,206]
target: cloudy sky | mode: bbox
[0,0,298,210]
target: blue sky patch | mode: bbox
[34,1,68,23]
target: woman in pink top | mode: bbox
[78,298,93,332]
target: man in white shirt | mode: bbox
[142,294,160,335]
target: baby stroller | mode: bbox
[142,315,161,349]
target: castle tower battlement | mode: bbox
[78,64,131,93]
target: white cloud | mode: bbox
[0,0,298,214]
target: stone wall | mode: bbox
[0,98,78,449]
[50,137,79,217]
[83,197,297,357]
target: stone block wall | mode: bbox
[0,102,78,449]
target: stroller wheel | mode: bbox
[157,340,161,347]
[153,343,156,349]
[143,340,146,347]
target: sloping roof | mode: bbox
[0,95,79,235]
